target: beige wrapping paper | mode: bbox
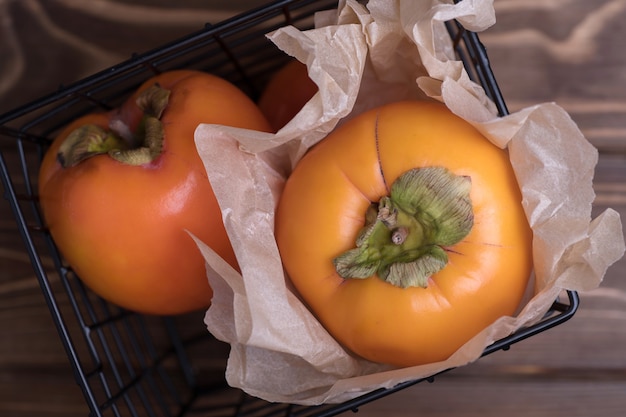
[193,0,625,405]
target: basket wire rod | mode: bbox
[447,0,505,104]
[289,290,579,417]
[282,5,294,26]
[88,300,194,416]
[291,378,432,417]
[444,20,509,118]
[0,125,49,146]
[91,317,202,416]
[63,268,124,417]
[136,55,165,77]
[121,315,182,416]
[86,313,203,416]
[94,324,192,417]
[551,293,579,313]
[235,395,292,417]
[123,316,211,414]
[133,317,196,417]
[196,2,324,98]
[140,319,192,409]
[463,29,509,117]
[482,290,579,355]
[462,40,507,114]
[15,138,44,226]
[97,322,155,417]
[84,309,134,331]
[58,260,147,417]
[97,373,143,417]
[7,95,87,136]
[69,91,115,112]
[164,316,198,390]
[0,0,328,125]
[211,33,260,99]
[0,153,106,416]
[233,392,252,417]
[96,301,165,417]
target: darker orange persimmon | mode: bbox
[38,70,271,315]
[275,100,533,367]
[258,59,318,131]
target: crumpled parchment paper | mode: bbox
[192,0,625,406]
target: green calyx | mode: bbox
[333,166,473,289]
[56,84,170,168]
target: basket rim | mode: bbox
[0,0,332,126]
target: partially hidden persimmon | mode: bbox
[258,59,318,131]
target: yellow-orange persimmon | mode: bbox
[275,100,533,367]
[39,70,271,315]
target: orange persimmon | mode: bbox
[258,59,318,131]
[38,70,271,315]
[275,100,533,367]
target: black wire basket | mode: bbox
[0,1,579,416]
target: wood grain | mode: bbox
[1,1,625,416]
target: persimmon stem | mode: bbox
[57,125,129,168]
[56,84,170,168]
[333,166,473,288]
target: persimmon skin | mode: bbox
[258,59,318,131]
[275,100,533,367]
[39,70,272,315]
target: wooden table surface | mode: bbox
[1,1,625,416]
